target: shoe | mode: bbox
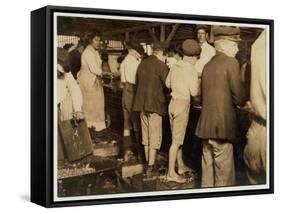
[94,128,109,138]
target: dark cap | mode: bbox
[181,39,201,56]
[153,42,168,51]
[195,24,210,33]
[127,41,145,55]
[213,25,241,42]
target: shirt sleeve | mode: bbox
[120,57,140,84]
[165,70,171,88]
[195,45,216,76]
[127,59,139,84]
[227,58,247,106]
[189,66,199,97]
[65,72,83,112]
[82,49,102,76]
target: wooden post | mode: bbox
[125,32,130,43]
[209,25,214,43]
[165,24,180,46]
[160,24,165,42]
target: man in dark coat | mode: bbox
[133,42,169,176]
[196,26,247,187]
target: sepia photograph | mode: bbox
[43,7,273,205]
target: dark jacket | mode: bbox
[69,49,82,79]
[196,51,247,143]
[133,55,169,116]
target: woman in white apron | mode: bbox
[77,29,107,138]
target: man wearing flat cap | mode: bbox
[165,39,200,183]
[120,41,145,162]
[196,26,247,187]
[133,42,169,177]
[195,25,216,77]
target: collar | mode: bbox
[201,41,211,48]
[152,54,163,62]
[182,56,194,65]
[127,53,138,61]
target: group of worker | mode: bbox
[57,24,267,188]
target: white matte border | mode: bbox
[53,11,271,202]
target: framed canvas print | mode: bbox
[31,5,274,207]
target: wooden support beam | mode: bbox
[165,24,180,45]
[125,32,130,42]
[103,23,162,36]
[160,24,166,42]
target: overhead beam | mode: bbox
[103,23,163,36]
[160,24,166,42]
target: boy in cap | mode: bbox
[196,26,247,187]
[165,39,201,183]
[133,42,169,177]
[120,42,145,162]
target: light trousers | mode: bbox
[201,139,235,187]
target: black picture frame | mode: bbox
[31,5,274,208]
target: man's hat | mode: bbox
[181,39,201,56]
[127,41,145,55]
[213,25,241,42]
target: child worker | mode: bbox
[165,39,201,183]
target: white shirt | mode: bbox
[58,66,83,113]
[195,41,216,77]
[250,30,266,119]
[120,54,140,84]
[166,59,199,102]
